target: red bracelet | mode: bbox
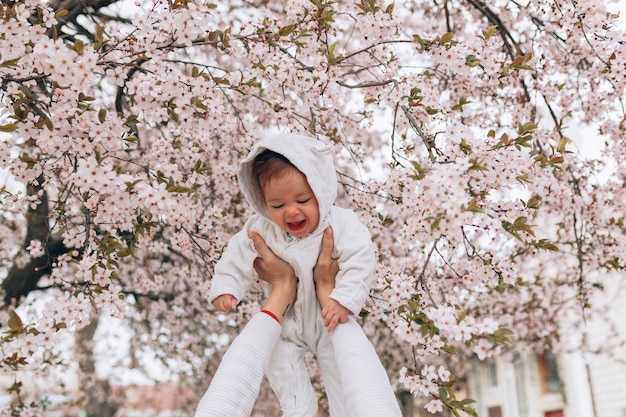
[260,309,280,323]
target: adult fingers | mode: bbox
[249,231,275,260]
[317,227,335,266]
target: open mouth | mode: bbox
[287,220,306,232]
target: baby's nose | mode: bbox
[285,205,300,216]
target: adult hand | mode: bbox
[249,231,297,321]
[250,232,296,285]
[313,227,339,305]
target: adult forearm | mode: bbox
[194,313,281,417]
[331,317,402,417]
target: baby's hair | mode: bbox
[252,149,297,187]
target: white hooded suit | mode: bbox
[208,133,380,416]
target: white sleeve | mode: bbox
[329,208,377,315]
[208,226,258,305]
[331,317,402,417]
[194,313,282,417]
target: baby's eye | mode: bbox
[271,204,284,209]
[297,198,311,204]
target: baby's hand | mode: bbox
[321,298,350,332]
[213,294,237,312]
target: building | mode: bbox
[465,279,626,417]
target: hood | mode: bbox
[238,133,337,230]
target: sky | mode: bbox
[611,1,626,29]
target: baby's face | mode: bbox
[261,167,320,238]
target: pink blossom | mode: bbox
[425,399,444,414]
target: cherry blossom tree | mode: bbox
[1,0,625,415]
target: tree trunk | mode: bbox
[76,312,123,417]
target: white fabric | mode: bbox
[331,318,403,417]
[194,313,281,417]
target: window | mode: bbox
[488,406,502,417]
[538,349,562,393]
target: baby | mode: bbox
[209,133,377,416]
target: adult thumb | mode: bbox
[318,227,335,263]
[249,231,271,258]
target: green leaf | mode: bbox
[117,247,132,257]
[440,388,449,401]
[531,239,559,251]
[511,53,534,71]
[1,57,21,68]
[74,39,84,54]
[465,55,481,67]
[467,158,487,171]
[211,76,231,85]
[412,33,426,45]
[410,161,427,180]
[381,216,394,227]
[517,121,538,134]
[440,31,454,44]
[440,345,457,354]
[482,25,499,39]
[488,328,514,345]
[0,122,18,132]
[451,97,472,111]
[459,398,476,406]
[462,198,483,213]
[326,42,343,65]
[166,184,193,193]
[277,24,295,37]
[95,24,106,50]
[524,194,540,209]
[459,137,472,154]
[457,310,468,323]
[427,215,440,230]
[502,216,535,240]
[78,92,95,102]
[7,309,24,332]
[7,380,23,394]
